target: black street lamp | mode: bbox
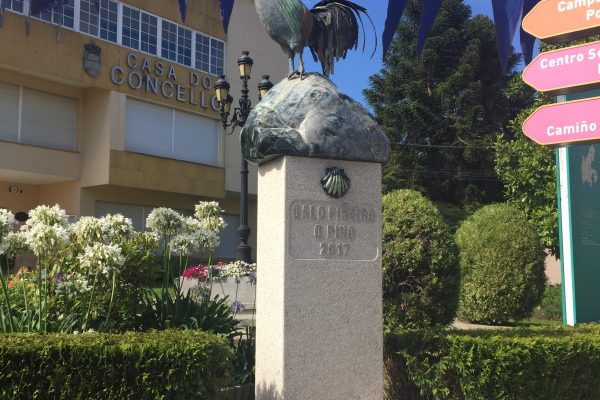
[215,51,273,263]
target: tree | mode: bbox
[494,76,558,255]
[364,0,534,206]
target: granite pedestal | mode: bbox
[255,156,383,400]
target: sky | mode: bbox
[302,0,530,107]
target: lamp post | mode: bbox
[215,51,273,263]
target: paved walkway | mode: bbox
[452,319,512,330]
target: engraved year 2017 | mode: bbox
[319,242,350,257]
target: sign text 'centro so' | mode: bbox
[522,97,600,145]
[523,40,600,95]
[523,0,600,43]
[110,53,220,112]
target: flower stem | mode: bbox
[0,260,14,332]
[104,270,117,328]
[84,271,99,331]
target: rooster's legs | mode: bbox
[287,51,306,80]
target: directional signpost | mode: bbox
[523,96,600,145]
[522,0,600,43]
[523,41,600,95]
[523,1,600,326]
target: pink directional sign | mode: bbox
[523,41,600,95]
[523,97,600,146]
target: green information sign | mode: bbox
[558,91,600,325]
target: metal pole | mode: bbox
[237,157,252,262]
[236,74,252,263]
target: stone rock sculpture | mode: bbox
[241,73,390,165]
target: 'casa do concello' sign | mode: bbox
[523,40,600,95]
[522,96,600,145]
[110,53,220,112]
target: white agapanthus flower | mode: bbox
[100,214,134,242]
[170,232,200,255]
[170,217,207,255]
[146,207,185,235]
[2,231,29,257]
[73,216,103,245]
[0,209,15,240]
[23,204,69,230]
[23,223,70,256]
[194,201,227,234]
[202,229,220,250]
[78,243,125,276]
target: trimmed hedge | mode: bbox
[385,326,600,400]
[0,330,232,400]
[456,204,546,324]
[382,189,459,328]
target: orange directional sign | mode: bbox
[523,0,600,43]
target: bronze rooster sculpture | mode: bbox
[254,0,375,78]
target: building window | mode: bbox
[21,88,77,151]
[140,12,158,55]
[31,2,74,28]
[0,82,19,143]
[54,2,75,28]
[122,5,140,50]
[25,0,225,75]
[125,99,219,166]
[210,38,225,76]
[80,0,117,43]
[0,0,24,13]
[79,0,99,36]
[99,0,118,43]
[0,82,76,151]
[161,20,178,62]
[177,26,192,67]
[195,33,210,73]
[161,21,192,67]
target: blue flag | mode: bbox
[178,0,187,22]
[520,0,540,65]
[219,0,235,33]
[382,0,409,56]
[416,0,442,56]
[491,0,524,72]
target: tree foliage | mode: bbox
[364,0,534,206]
[494,77,558,255]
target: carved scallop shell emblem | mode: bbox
[320,167,351,199]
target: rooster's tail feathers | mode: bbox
[308,0,377,76]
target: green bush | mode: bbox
[382,190,460,328]
[456,203,546,324]
[541,284,563,320]
[0,330,232,399]
[385,326,600,400]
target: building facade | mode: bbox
[0,0,286,259]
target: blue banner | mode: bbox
[416,0,442,56]
[382,0,409,56]
[491,0,524,72]
[219,0,235,33]
[178,0,187,22]
[520,0,540,65]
